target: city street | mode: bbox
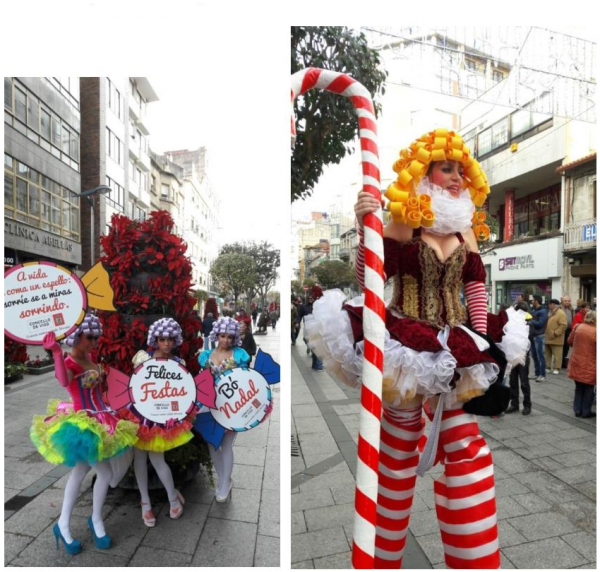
[291,332,596,569]
[4,327,280,567]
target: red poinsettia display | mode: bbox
[203,297,219,320]
[97,210,203,376]
[5,337,29,364]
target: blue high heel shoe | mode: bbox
[87,517,111,550]
[52,523,82,555]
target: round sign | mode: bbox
[130,358,197,424]
[211,367,272,432]
[4,261,87,345]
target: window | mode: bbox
[15,88,26,122]
[161,183,170,199]
[4,77,13,111]
[106,128,123,165]
[106,176,125,211]
[478,127,492,156]
[491,118,508,149]
[493,70,504,82]
[40,108,51,140]
[27,94,39,130]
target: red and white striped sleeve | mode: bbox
[355,226,366,290]
[464,280,488,334]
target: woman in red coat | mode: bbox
[567,311,596,418]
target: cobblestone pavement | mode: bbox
[291,334,596,569]
[4,328,280,567]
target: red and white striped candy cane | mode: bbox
[291,67,385,569]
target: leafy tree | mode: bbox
[311,259,357,290]
[220,241,280,309]
[210,253,257,307]
[291,26,387,201]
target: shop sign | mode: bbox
[499,255,535,271]
[582,223,596,242]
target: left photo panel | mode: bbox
[4,76,281,567]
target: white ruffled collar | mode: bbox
[416,177,474,236]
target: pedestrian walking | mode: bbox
[530,295,548,382]
[506,301,533,415]
[544,298,567,375]
[567,310,596,418]
[235,307,252,333]
[304,129,529,568]
[291,296,300,345]
[31,315,138,554]
[251,307,258,327]
[561,295,574,369]
[572,301,591,328]
[269,308,279,330]
[202,312,216,349]
[257,309,269,334]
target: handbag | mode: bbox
[461,329,510,417]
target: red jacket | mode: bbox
[567,323,596,385]
[572,309,588,328]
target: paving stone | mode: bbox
[415,531,445,564]
[292,527,349,563]
[4,471,41,491]
[512,442,564,459]
[304,503,354,532]
[313,550,353,568]
[514,471,588,504]
[209,487,260,524]
[263,457,280,491]
[512,493,552,514]
[3,532,34,565]
[293,403,324,418]
[292,560,315,568]
[496,496,531,519]
[233,445,267,467]
[551,450,596,467]
[294,416,331,434]
[298,433,340,455]
[573,480,596,501]
[573,563,596,569]
[231,463,264,491]
[292,511,307,534]
[562,531,597,562]
[531,456,566,472]
[552,438,597,453]
[557,499,597,532]
[499,549,516,568]
[550,465,596,485]
[522,422,560,434]
[503,536,588,569]
[192,518,257,566]
[292,488,336,512]
[330,485,355,506]
[142,501,210,554]
[407,508,439,537]
[298,467,355,493]
[507,510,580,541]
[254,534,280,567]
[128,545,192,566]
[492,449,538,474]
[302,454,347,473]
[493,477,532,498]
[497,520,527,548]
[258,491,279,537]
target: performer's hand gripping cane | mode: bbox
[291,68,385,569]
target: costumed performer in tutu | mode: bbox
[304,128,529,569]
[122,318,192,526]
[197,317,250,502]
[31,314,138,554]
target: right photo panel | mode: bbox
[291,26,596,569]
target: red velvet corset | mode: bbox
[383,235,486,330]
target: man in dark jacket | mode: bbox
[530,295,548,382]
[506,301,533,415]
[202,312,216,349]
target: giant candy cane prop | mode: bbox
[291,68,385,569]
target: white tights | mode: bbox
[134,448,176,509]
[59,460,112,542]
[208,432,236,495]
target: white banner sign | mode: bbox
[4,261,87,345]
[130,358,197,423]
[211,368,272,432]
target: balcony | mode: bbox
[563,218,596,252]
[340,247,350,261]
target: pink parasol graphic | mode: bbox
[291,67,385,569]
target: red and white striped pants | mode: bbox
[373,404,500,569]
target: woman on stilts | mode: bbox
[305,128,529,569]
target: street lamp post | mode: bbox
[80,185,111,267]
